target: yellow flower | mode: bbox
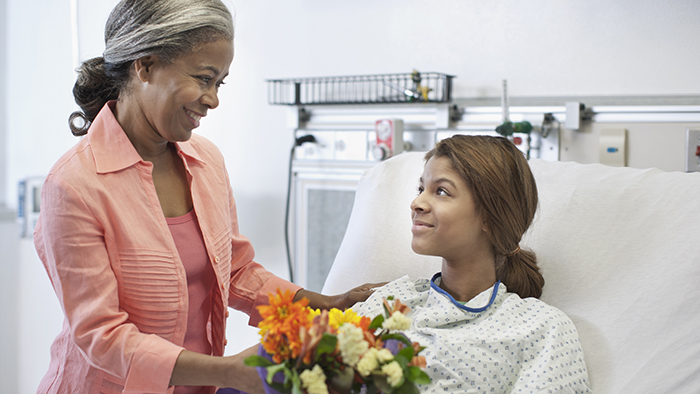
[308,307,322,320]
[328,308,364,329]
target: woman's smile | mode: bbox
[411,218,434,232]
[184,108,204,128]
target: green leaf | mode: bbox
[290,369,303,394]
[369,315,385,330]
[393,380,419,394]
[382,302,392,318]
[268,382,291,393]
[363,381,378,394]
[372,373,395,393]
[265,365,293,393]
[243,355,274,367]
[394,354,409,368]
[316,333,338,356]
[407,367,431,385]
[266,363,287,385]
[397,346,414,361]
[329,366,354,392]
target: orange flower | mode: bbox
[355,315,372,331]
[258,289,308,324]
[256,289,314,363]
[363,330,383,349]
[408,355,427,368]
[382,298,410,316]
[407,341,426,368]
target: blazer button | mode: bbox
[226,310,230,318]
[214,256,220,263]
[224,339,228,346]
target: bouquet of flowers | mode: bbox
[244,289,431,394]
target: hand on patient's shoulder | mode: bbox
[351,275,430,317]
[296,282,387,311]
[337,281,388,309]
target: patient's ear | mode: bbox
[479,211,490,234]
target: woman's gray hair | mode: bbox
[70,0,233,136]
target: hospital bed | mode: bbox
[322,152,700,393]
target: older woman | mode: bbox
[352,135,592,393]
[34,1,375,393]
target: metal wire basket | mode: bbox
[267,72,454,105]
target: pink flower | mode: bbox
[297,310,331,367]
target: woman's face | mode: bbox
[410,156,490,262]
[135,39,234,143]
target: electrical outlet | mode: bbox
[686,129,700,172]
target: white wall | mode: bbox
[0,0,6,208]
[215,0,700,286]
[5,0,77,210]
[3,0,700,392]
[0,2,19,393]
[0,221,20,394]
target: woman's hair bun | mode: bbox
[70,57,120,136]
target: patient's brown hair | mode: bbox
[425,135,544,298]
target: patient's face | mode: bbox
[410,157,490,263]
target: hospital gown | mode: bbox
[351,274,592,394]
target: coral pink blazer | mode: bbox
[34,102,300,393]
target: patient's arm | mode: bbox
[294,282,387,310]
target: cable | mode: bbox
[284,134,317,283]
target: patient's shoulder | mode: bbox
[351,275,431,317]
[501,292,577,329]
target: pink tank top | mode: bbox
[167,210,217,394]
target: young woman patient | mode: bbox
[352,135,592,393]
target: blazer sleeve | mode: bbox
[223,169,302,326]
[34,174,184,393]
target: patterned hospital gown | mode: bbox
[351,274,592,394]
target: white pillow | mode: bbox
[523,159,700,393]
[323,152,700,393]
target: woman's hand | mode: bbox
[295,282,386,311]
[221,344,265,394]
[170,344,264,394]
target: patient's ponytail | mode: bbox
[495,249,543,299]
[426,135,544,299]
